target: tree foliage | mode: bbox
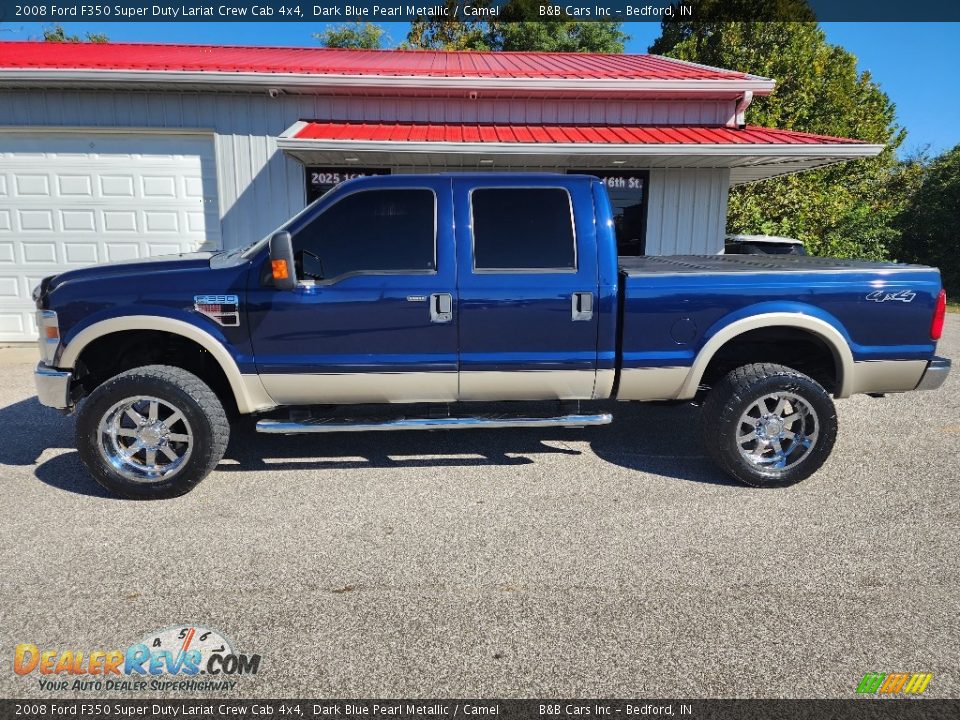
[651,1,906,260]
[313,22,388,49]
[405,7,488,50]
[43,23,108,43]
[490,22,628,52]
[893,146,960,295]
[405,2,628,52]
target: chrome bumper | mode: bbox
[34,363,73,409]
[915,356,951,391]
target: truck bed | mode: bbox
[614,253,942,402]
[618,254,930,276]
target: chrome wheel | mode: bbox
[97,396,194,483]
[736,392,818,475]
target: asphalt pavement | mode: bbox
[1,316,957,699]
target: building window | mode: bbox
[471,188,576,271]
[306,167,391,203]
[570,171,648,255]
[293,188,436,282]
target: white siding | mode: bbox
[0,88,733,255]
[645,168,729,255]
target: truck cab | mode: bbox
[247,174,611,405]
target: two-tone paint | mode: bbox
[34,174,948,415]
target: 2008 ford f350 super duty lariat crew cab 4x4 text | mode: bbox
[32,174,951,498]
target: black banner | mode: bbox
[4,700,960,720]
[1,0,959,23]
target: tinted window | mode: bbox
[294,189,435,280]
[472,188,576,270]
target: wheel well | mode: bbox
[698,327,839,394]
[73,330,238,417]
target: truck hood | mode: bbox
[46,252,216,293]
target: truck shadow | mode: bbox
[0,397,117,498]
[219,401,736,487]
[3,396,737,498]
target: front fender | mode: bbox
[57,314,274,414]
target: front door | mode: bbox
[453,177,600,401]
[247,176,458,404]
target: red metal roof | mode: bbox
[0,41,751,81]
[292,121,865,146]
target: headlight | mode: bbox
[36,310,60,365]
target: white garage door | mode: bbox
[0,132,220,341]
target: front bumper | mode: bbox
[34,363,73,409]
[915,356,951,391]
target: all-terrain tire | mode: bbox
[75,365,229,499]
[700,363,838,488]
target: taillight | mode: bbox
[931,289,946,340]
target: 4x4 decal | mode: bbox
[866,290,916,303]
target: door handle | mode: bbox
[430,293,453,323]
[571,292,593,321]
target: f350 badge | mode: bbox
[194,295,240,326]
[866,290,916,303]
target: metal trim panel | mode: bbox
[616,366,690,401]
[256,413,613,434]
[260,372,459,405]
[849,359,929,395]
[459,370,598,402]
[34,363,72,409]
[914,356,951,391]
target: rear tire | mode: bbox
[701,363,837,488]
[75,365,229,499]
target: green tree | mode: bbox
[490,22,628,52]
[405,7,489,50]
[651,1,905,259]
[893,145,960,295]
[43,23,108,43]
[405,2,628,52]
[313,22,387,49]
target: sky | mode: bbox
[1,21,957,157]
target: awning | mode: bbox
[278,121,883,184]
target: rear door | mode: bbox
[453,177,600,400]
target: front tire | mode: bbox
[75,365,230,499]
[701,363,837,488]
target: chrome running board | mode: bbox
[256,413,612,434]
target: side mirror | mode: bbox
[269,231,297,290]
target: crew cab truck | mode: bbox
[33,174,950,499]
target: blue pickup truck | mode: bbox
[33,174,950,498]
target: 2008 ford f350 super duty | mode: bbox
[33,174,950,498]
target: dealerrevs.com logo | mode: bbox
[14,625,260,692]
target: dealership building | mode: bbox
[0,41,881,341]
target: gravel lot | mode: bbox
[1,316,957,699]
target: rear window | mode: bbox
[471,188,576,271]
